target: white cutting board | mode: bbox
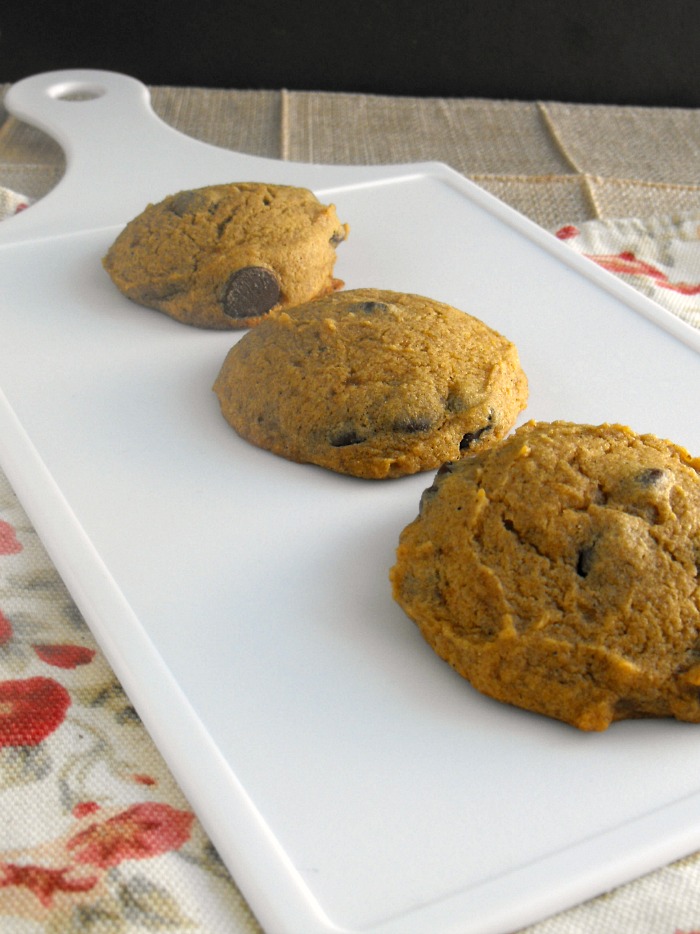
[1,70,700,934]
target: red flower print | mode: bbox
[72,801,101,819]
[585,251,700,295]
[0,520,22,555]
[555,225,580,240]
[132,773,157,786]
[32,643,96,669]
[0,862,97,907]
[0,677,71,747]
[67,802,194,869]
[0,610,12,645]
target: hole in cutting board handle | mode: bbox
[47,81,107,102]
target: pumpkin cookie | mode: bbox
[212,289,528,479]
[103,182,348,328]
[390,421,700,730]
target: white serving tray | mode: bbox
[1,70,699,934]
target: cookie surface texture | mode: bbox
[212,289,528,479]
[390,421,700,730]
[103,182,348,328]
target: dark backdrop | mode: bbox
[1,0,698,107]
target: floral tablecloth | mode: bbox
[1,187,700,932]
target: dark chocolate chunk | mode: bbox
[459,424,493,450]
[166,191,205,217]
[636,467,665,486]
[576,545,595,578]
[436,462,456,478]
[348,301,389,314]
[330,228,347,246]
[329,428,366,447]
[393,416,433,433]
[222,267,280,319]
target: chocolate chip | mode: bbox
[330,228,346,246]
[222,267,280,319]
[329,428,366,447]
[636,467,665,486]
[393,416,433,433]
[436,462,455,478]
[348,301,388,314]
[459,424,492,450]
[166,191,205,216]
[576,545,595,578]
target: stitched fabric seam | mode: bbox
[280,88,290,161]
[537,101,584,174]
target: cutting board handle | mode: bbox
[0,69,356,243]
[5,70,159,144]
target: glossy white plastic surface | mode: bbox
[1,70,699,934]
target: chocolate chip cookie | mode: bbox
[390,421,700,730]
[212,289,528,479]
[103,182,349,328]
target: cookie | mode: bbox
[103,182,349,328]
[212,289,528,479]
[390,421,700,731]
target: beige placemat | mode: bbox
[2,83,700,226]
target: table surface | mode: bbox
[0,82,699,934]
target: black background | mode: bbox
[1,0,698,107]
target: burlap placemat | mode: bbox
[2,84,700,226]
